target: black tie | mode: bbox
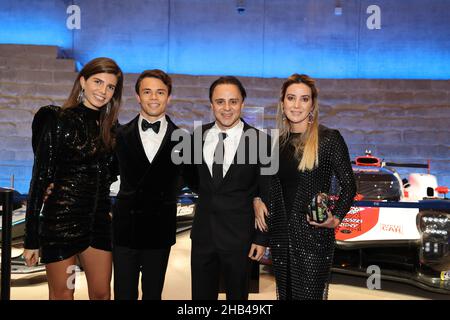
[141,119,161,133]
[212,132,227,187]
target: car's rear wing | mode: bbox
[383,161,429,170]
[351,158,430,173]
[352,151,430,172]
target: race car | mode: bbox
[175,187,197,233]
[333,152,450,294]
[0,189,27,244]
[260,151,450,294]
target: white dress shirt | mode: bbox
[203,120,244,178]
[138,114,168,163]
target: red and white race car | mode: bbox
[333,152,450,294]
[260,152,450,294]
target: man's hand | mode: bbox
[307,209,341,229]
[248,243,266,261]
[253,197,268,232]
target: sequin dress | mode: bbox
[268,125,356,300]
[24,104,116,263]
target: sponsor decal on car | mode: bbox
[380,223,404,234]
[176,204,195,217]
[335,206,380,241]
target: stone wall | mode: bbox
[1,44,449,193]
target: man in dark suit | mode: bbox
[113,69,183,300]
[189,76,272,300]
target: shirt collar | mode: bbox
[212,120,243,139]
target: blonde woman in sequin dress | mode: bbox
[255,74,356,300]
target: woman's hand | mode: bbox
[254,197,268,232]
[23,249,40,267]
[307,209,340,229]
[43,183,54,202]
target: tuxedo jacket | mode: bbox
[113,115,184,249]
[189,120,271,251]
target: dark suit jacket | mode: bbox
[189,120,271,251]
[113,115,184,249]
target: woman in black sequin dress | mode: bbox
[256,74,356,299]
[23,57,123,300]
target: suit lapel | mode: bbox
[220,120,252,186]
[198,122,216,186]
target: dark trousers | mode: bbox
[191,241,251,300]
[113,245,171,300]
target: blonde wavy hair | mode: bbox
[276,73,319,171]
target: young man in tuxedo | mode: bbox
[113,69,183,300]
[189,76,271,300]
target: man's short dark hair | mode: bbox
[209,76,246,103]
[135,69,172,95]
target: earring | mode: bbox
[77,88,85,103]
[308,111,314,124]
[281,105,286,121]
[106,102,111,115]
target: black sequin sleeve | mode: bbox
[329,130,356,221]
[24,108,60,249]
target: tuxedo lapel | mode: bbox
[126,115,151,167]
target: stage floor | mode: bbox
[7,231,450,300]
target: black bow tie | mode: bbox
[141,119,161,133]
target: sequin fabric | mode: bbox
[268,125,356,300]
[25,104,116,263]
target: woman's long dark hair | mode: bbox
[63,57,123,150]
